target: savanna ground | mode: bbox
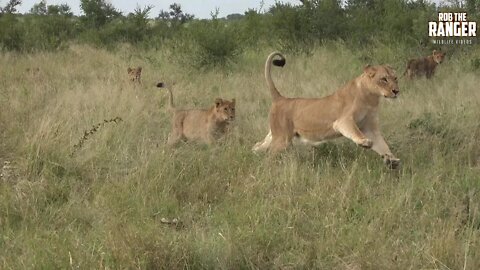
[0,43,479,269]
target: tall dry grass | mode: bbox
[0,43,479,269]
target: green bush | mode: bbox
[173,19,243,70]
[0,14,25,51]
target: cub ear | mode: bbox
[363,64,376,77]
[137,67,142,72]
[127,67,132,73]
[432,50,437,54]
[215,98,223,108]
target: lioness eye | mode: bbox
[381,77,388,83]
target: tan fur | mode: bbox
[127,66,142,83]
[404,50,446,79]
[158,83,235,145]
[253,52,401,169]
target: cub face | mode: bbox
[214,98,236,122]
[432,50,446,64]
[364,65,399,99]
[127,66,142,83]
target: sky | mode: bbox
[12,0,300,19]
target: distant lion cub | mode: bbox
[127,66,142,83]
[156,83,236,145]
[404,50,446,79]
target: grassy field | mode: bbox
[0,43,479,269]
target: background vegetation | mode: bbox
[0,0,479,269]
[0,0,479,67]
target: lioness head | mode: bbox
[213,98,236,122]
[363,65,399,99]
[432,50,446,64]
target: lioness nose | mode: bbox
[392,89,399,95]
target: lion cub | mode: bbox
[404,50,446,79]
[156,83,236,145]
[127,66,142,83]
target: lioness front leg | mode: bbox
[333,118,373,148]
[362,122,400,169]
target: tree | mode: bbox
[1,0,22,14]
[157,3,194,24]
[80,0,121,28]
[49,4,74,16]
[465,0,479,14]
[30,0,47,15]
[30,1,73,16]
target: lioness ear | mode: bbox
[215,98,223,108]
[363,64,376,77]
[385,64,396,73]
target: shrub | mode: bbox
[173,19,243,70]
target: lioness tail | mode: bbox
[156,82,175,112]
[265,51,286,101]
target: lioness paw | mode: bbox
[359,139,373,149]
[384,156,401,170]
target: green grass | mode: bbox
[0,43,479,269]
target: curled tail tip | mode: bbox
[156,82,165,88]
[272,58,286,67]
[267,51,286,67]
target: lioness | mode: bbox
[253,52,401,169]
[157,83,236,145]
[404,50,446,79]
[127,66,142,83]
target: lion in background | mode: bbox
[404,50,446,79]
[127,66,142,83]
[253,52,401,169]
[156,83,236,145]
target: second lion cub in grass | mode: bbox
[404,50,446,79]
[157,83,236,145]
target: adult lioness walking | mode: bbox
[253,52,400,169]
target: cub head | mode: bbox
[214,98,236,122]
[363,64,399,99]
[127,66,142,81]
[432,50,446,64]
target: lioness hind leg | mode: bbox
[252,130,272,152]
[269,135,292,155]
[167,132,183,146]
